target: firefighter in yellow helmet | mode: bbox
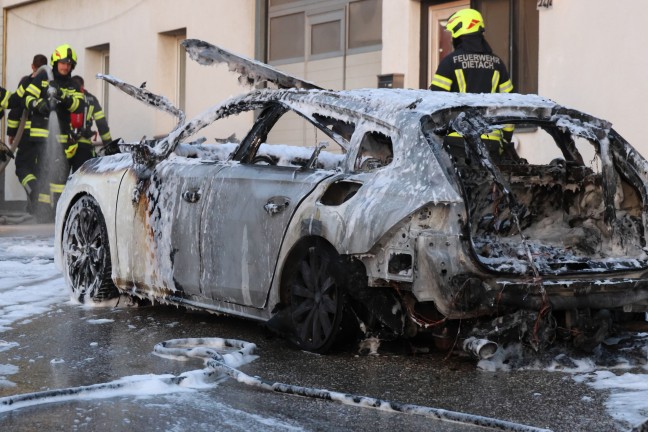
[430,8,512,94]
[23,44,85,221]
[430,8,517,161]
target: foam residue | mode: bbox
[0,236,68,333]
[477,338,648,430]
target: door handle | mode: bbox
[182,189,201,203]
[264,196,290,215]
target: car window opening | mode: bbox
[431,120,647,275]
[244,107,348,170]
[355,131,393,172]
[312,113,355,146]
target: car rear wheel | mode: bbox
[62,195,118,303]
[289,243,346,353]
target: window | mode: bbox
[159,29,187,112]
[311,17,342,56]
[268,0,382,63]
[251,106,350,170]
[514,124,601,174]
[269,0,299,6]
[308,9,345,58]
[348,0,382,49]
[176,35,186,111]
[265,110,350,152]
[101,51,110,117]
[85,44,110,118]
[355,131,393,172]
[269,13,305,61]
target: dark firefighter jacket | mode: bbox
[78,90,112,146]
[429,33,513,94]
[7,74,34,139]
[24,68,84,157]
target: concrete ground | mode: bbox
[0,211,53,237]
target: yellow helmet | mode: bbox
[445,8,485,38]
[51,44,77,68]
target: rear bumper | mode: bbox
[414,232,648,317]
[488,277,648,311]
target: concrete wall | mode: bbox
[537,0,648,155]
[381,0,419,89]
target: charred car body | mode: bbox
[55,40,648,358]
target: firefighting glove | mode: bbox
[48,81,64,101]
[81,128,94,139]
[31,98,50,116]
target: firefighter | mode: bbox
[69,75,112,172]
[7,54,48,146]
[9,54,48,215]
[430,8,517,161]
[23,44,84,222]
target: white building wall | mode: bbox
[381,0,419,89]
[345,51,381,89]
[538,0,648,156]
[2,0,256,201]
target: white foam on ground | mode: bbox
[0,236,68,333]
[478,340,648,429]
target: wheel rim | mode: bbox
[63,200,106,299]
[290,246,342,351]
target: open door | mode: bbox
[427,1,469,87]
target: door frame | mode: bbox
[418,0,470,89]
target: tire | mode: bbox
[252,154,276,165]
[61,195,119,303]
[287,242,346,353]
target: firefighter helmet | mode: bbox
[445,8,485,39]
[50,44,77,68]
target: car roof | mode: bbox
[162,88,605,156]
[237,88,570,126]
[323,88,555,114]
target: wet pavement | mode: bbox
[1,301,618,432]
[0,222,629,431]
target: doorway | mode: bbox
[426,1,469,88]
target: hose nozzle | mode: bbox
[47,86,58,111]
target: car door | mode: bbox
[199,163,334,307]
[159,161,228,296]
[116,159,226,297]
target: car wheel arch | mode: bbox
[60,193,119,303]
[270,236,362,352]
[62,192,118,263]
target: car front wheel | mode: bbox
[62,195,118,303]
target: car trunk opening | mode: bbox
[433,113,648,276]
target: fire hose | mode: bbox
[0,337,552,432]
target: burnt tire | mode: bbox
[287,242,346,353]
[62,195,118,303]
[252,154,276,165]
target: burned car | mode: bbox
[55,40,648,358]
